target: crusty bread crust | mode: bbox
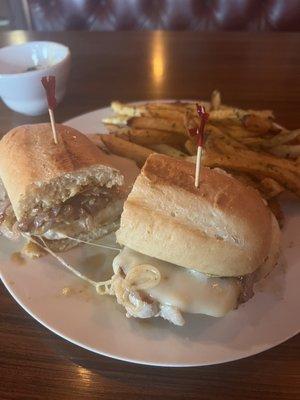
[116,154,279,277]
[255,214,281,280]
[0,124,123,220]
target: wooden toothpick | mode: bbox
[195,145,203,188]
[48,109,58,144]
[187,104,209,188]
[41,76,58,144]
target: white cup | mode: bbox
[0,41,71,116]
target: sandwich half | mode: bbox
[0,123,137,256]
[110,154,280,326]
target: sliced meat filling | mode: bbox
[18,186,121,235]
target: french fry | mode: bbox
[222,123,273,139]
[94,134,154,167]
[186,159,284,202]
[240,137,265,147]
[205,126,247,149]
[236,129,300,157]
[128,116,187,135]
[148,144,187,158]
[111,101,146,117]
[102,115,129,127]
[186,158,273,199]
[246,109,275,120]
[185,155,197,163]
[212,135,300,176]
[106,95,299,203]
[242,114,273,134]
[220,125,254,139]
[210,90,221,111]
[145,101,210,118]
[87,133,111,152]
[110,100,204,117]
[204,143,300,197]
[145,107,184,122]
[259,177,285,198]
[209,109,239,122]
[147,101,210,115]
[146,102,188,114]
[116,128,186,146]
[268,144,300,159]
[183,108,199,141]
[104,124,132,135]
[262,129,300,148]
[210,108,274,126]
[185,139,197,155]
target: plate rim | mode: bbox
[2,269,299,368]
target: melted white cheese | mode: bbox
[113,247,241,317]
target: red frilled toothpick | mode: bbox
[41,76,58,144]
[188,104,209,188]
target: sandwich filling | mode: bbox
[0,180,18,239]
[17,186,121,235]
[0,185,123,240]
[111,247,255,326]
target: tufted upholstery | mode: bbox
[27,0,300,31]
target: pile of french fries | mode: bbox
[91,91,300,226]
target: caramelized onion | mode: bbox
[18,186,114,234]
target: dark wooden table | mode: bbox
[0,31,299,400]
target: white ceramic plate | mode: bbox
[0,105,300,367]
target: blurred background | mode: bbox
[1,0,300,32]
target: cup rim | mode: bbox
[0,41,71,78]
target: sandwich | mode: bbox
[0,123,138,256]
[108,154,280,326]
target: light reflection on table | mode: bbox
[151,31,165,90]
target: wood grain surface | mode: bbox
[0,31,299,400]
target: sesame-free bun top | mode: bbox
[0,124,123,220]
[116,154,280,277]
